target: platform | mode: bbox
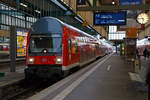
[0,58,25,63]
[0,64,25,85]
[0,71,24,86]
[28,53,147,100]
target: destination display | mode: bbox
[120,0,142,5]
[94,12,126,25]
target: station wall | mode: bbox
[62,0,108,38]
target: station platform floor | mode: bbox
[0,68,24,85]
[0,57,25,63]
[28,53,148,100]
[0,59,25,84]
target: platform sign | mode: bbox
[94,12,126,25]
[77,0,86,5]
[126,28,137,38]
[82,20,88,26]
[120,0,142,5]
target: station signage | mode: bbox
[77,0,86,5]
[120,0,142,5]
[94,12,126,25]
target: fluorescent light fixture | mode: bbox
[65,11,72,15]
[87,25,92,29]
[74,16,83,23]
[20,3,27,7]
[34,10,41,14]
[51,0,67,11]
[112,1,115,4]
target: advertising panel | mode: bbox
[17,28,28,57]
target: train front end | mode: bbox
[25,17,63,79]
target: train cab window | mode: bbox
[29,34,62,54]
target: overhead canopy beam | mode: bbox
[77,5,150,11]
[93,0,97,7]
[86,0,92,7]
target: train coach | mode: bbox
[25,17,110,80]
[137,37,150,56]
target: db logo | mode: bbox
[42,58,47,62]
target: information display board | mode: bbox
[120,0,142,6]
[94,12,126,25]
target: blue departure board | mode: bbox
[120,0,142,6]
[94,12,126,25]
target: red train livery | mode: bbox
[25,17,111,79]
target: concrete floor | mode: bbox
[1,53,147,100]
[62,53,147,100]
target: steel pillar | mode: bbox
[10,26,17,72]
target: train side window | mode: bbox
[4,37,10,43]
[75,43,78,53]
[68,39,72,51]
[0,37,3,43]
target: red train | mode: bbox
[137,37,150,56]
[25,17,112,79]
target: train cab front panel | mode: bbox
[27,56,63,65]
[24,17,106,79]
[25,17,64,79]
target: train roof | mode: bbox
[31,17,63,34]
[137,38,150,46]
[31,17,96,39]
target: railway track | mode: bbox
[1,79,57,100]
[0,66,82,100]
[0,55,108,100]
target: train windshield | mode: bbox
[29,34,62,54]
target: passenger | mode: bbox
[136,49,140,59]
[144,48,148,59]
[145,60,150,100]
[147,49,150,58]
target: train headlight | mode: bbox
[28,57,34,64]
[55,57,63,64]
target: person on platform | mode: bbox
[144,48,148,59]
[136,49,140,59]
[147,49,150,58]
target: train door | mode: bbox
[80,47,84,63]
[68,38,72,64]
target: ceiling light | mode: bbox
[112,1,115,5]
[34,10,41,14]
[20,3,27,7]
